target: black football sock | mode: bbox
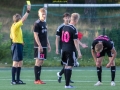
[38,66,41,80]
[16,67,21,81]
[12,67,17,82]
[65,68,72,86]
[64,68,66,81]
[59,67,64,76]
[111,66,116,81]
[34,66,39,81]
[97,66,102,82]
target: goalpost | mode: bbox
[44,4,120,7]
[22,4,120,59]
[43,3,120,34]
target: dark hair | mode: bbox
[63,13,71,18]
[13,13,21,22]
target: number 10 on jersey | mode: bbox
[61,31,70,42]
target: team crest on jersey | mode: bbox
[42,29,47,33]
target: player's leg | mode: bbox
[11,44,16,84]
[59,66,64,76]
[94,57,103,86]
[16,61,22,82]
[15,44,25,84]
[11,43,23,85]
[57,66,74,83]
[107,49,116,86]
[94,50,105,86]
[64,51,74,88]
[57,49,74,83]
[11,61,18,85]
[57,49,64,83]
[64,66,73,88]
[16,61,26,84]
[34,59,46,84]
[61,51,71,87]
[34,47,40,83]
[34,48,46,84]
[57,65,64,83]
[59,49,64,76]
[34,59,40,82]
[36,59,43,80]
[109,57,116,86]
[34,59,44,83]
[61,51,67,82]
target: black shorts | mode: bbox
[61,51,77,66]
[97,50,112,58]
[34,47,47,60]
[11,43,23,61]
[97,41,115,58]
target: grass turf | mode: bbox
[0,67,120,90]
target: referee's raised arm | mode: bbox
[21,5,31,23]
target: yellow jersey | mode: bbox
[10,20,23,43]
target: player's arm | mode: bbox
[47,37,51,52]
[21,5,31,23]
[74,39,82,59]
[91,49,97,62]
[106,48,117,68]
[34,32,43,52]
[34,32,42,47]
[55,26,62,54]
[78,40,83,46]
[55,36,60,54]
[109,48,117,64]
[78,40,88,48]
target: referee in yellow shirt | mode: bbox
[10,5,31,85]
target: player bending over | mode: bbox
[91,35,117,86]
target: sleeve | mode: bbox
[107,41,113,50]
[14,20,23,29]
[91,41,96,50]
[56,26,62,37]
[33,23,39,33]
[73,28,78,40]
[56,28,60,36]
[78,32,83,40]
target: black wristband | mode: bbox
[27,10,30,13]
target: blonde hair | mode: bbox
[71,13,80,22]
[38,8,46,13]
[95,43,103,53]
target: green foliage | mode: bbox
[0,23,11,61]
[0,34,11,61]
[106,27,120,58]
[23,30,34,59]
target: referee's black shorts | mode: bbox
[11,43,23,61]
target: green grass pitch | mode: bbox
[0,67,120,90]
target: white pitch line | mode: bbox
[42,70,111,71]
[0,79,120,83]
[0,69,118,72]
[0,75,119,78]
